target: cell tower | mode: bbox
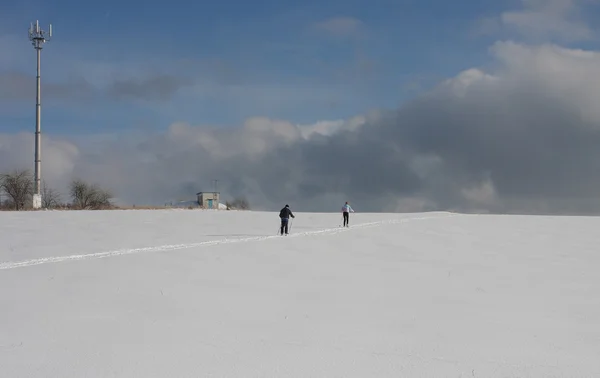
[28,20,52,209]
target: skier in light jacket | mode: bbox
[341,201,354,227]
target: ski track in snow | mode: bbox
[0,213,458,270]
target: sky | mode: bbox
[2,0,600,213]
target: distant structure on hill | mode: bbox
[196,191,220,209]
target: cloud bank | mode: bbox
[3,40,600,214]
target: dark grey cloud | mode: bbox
[0,72,95,101]
[0,70,193,103]
[107,74,191,101]
[381,81,600,212]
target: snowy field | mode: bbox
[1,209,599,377]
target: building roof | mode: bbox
[196,191,220,195]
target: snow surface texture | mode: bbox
[1,210,599,377]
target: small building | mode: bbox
[196,191,220,209]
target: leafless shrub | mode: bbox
[41,180,62,209]
[226,197,250,210]
[0,170,34,210]
[69,179,114,210]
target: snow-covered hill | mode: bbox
[1,210,598,377]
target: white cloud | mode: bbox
[489,41,600,124]
[298,115,367,139]
[0,132,79,193]
[311,16,365,39]
[461,177,498,208]
[477,0,598,42]
[502,0,592,40]
[0,117,368,207]
[437,68,499,97]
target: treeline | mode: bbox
[225,197,250,210]
[0,169,113,211]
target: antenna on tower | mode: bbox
[29,20,52,47]
[27,20,53,209]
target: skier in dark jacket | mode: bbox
[279,204,295,235]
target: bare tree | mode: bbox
[69,179,114,210]
[0,189,10,210]
[228,197,250,210]
[41,180,62,209]
[0,170,33,210]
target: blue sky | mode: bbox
[0,0,516,136]
[5,0,600,212]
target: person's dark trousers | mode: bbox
[343,212,349,227]
[280,218,289,235]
